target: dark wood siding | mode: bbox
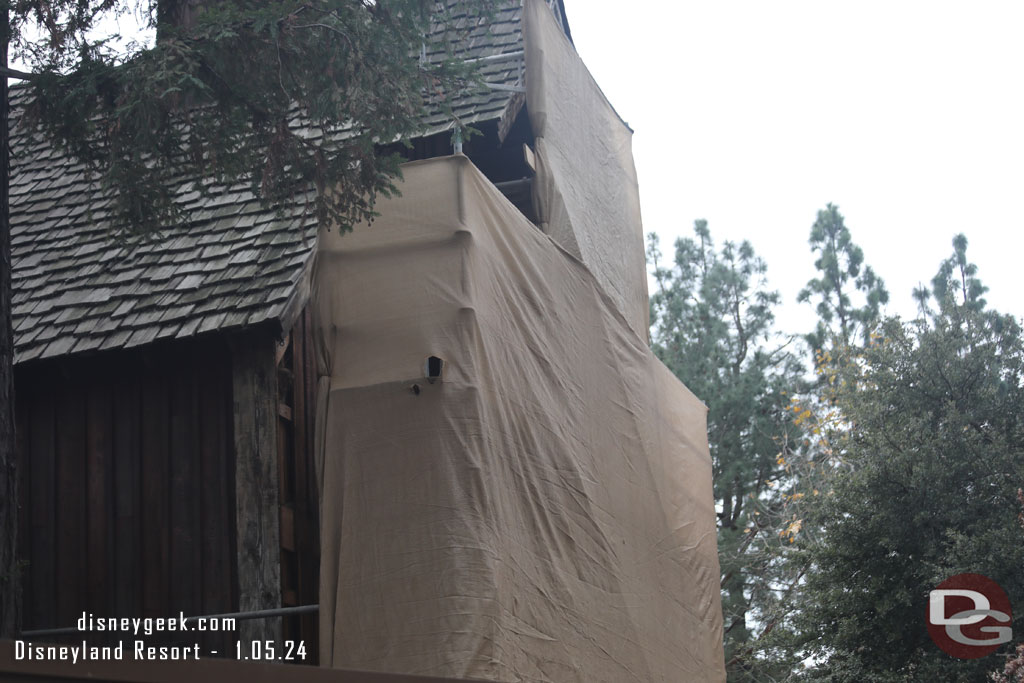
[15,318,321,658]
[276,309,320,661]
[15,336,237,653]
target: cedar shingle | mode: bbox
[9,2,524,363]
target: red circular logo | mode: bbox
[927,573,1013,659]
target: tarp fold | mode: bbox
[524,0,650,341]
[312,156,725,682]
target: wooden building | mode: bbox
[10,0,572,664]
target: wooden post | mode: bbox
[231,336,282,646]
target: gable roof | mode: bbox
[10,1,529,365]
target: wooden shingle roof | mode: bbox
[11,1,527,365]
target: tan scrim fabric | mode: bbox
[524,0,650,342]
[312,156,725,682]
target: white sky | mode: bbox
[567,0,1024,337]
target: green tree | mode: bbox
[791,235,1024,682]
[914,233,987,318]
[648,222,808,681]
[0,0,495,636]
[798,203,889,353]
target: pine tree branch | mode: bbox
[2,65,36,81]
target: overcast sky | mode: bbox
[566,1,1024,337]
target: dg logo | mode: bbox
[927,573,1013,659]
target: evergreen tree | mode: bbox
[798,203,889,353]
[649,222,807,681]
[914,233,988,317]
[791,236,1024,682]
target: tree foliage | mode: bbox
[798,203,889,352]
[649,222,809,681]
[914,232,988,317]
[14,0,495,234]
[790,236,1024,682]
[651,217,1023,682]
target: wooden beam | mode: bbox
[522,143,536,173]
[274,333,292,368]
[231,336,282,646]
[497,91,526,144]
[294,308,320,660]
[279,506,295,553]
[278,255,316,344]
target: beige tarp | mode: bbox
[312,156,725,682]
[524,0,650,341]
